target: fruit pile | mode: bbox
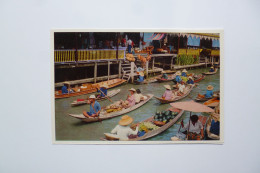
[154,110,178,123]
[138,122,159,132]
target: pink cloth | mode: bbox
[127,95,136,107]
[163,90,173,100]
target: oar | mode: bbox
[97,87,113,103]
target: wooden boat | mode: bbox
[68,94,154,123]
[202,68,218,75]
[205,113,220,140]
[155,85,194,104]
[194,75,205,83]
[195,91,220,102]
[70,89,121,107]
[103,108,184,141]
[156,74,176,83]
[55,79,126,99]
[203,97,220,108]
[134,75,161,85]
[164,70,176,74]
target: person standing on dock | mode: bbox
[83,95,101,118]
[162,85,173,100]
[127,38,133,53]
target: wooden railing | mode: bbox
[54,48,126,63]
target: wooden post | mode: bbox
[108,61,110,80]
[94,62,97,83]
[118,60,122,78]
[170,56,174,69]
[146,61,149,78]
[205,56,207,68]
[177,34,180,55]
[152,57,155,71]
[130,62,134,83]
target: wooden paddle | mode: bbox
[97,87,113,103]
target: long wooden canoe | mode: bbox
[68,94,154,123]
[103,108,184,141]
[202,68,218,75]
[203,97,220,108]
[55,79,126,99]
[155,85,194,104]
[194,75,205,83]
[195,91,220,102]
[157,74,176,83]
[70,89,121,107]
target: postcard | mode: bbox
[51,29,223,144]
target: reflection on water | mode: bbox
[55,67,220,141]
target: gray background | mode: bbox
[1,0,260,172]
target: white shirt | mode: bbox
[127,39,132,46]
[178,84,185,93]
[134,93,143,103]
[184,120,203,134]
[111,125,139,140]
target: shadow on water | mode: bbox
[72,121,88,126]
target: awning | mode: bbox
[149,33,165,40]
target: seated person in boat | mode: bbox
[174,81,185,96]
[181,69,188,77]
[137,71,145,83]
[187,76,194,85]
[121,88,136,108]
[209,113,220,137]
[161,71,168,79]
[175,71,182,83]
[96,84,108,98]
[162,85,173,100]
[134,89,147,103]
[183,115,204,140]
[198,85,214,98]
[109,115,139,141]
[83,95,101,118]
[61,84,69,94]
[209,66,215,72]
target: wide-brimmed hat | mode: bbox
[188,76,193,79]
[164,85,171,90]
[63,81,70,85]
[89,95,96,99]
[210,66,214,68]
[176,71,181,75]
[207,85,214,90]
[129,88,136,92]
[182,69,187,73]
[102,84,109,89]
[139,72,144,76]
[161,71,166,74]
[119,115,134,126]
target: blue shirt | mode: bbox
[137,75,144,82]
[210,119,220,135]
[98,88,107,97]
[187,79,194,84]
[175,75,182,83]
[181,72,187,77]
[61,86,68,94]
[89,101,101,115]
[205,90,213,98]
[162,73,168,79]
[209,68,214,72]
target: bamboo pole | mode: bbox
[118,61,122,78]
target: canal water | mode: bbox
[55,67,220,141]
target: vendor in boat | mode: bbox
[176,81,186,96]
[83,95,101,118]
[162,85,173,100]
[198,85,214,99]
[110,115,139,141]
[187,76,194,85]
[161,71,168,80]
[137,71,145,83]
[209,113,220,137]
[96,84,108,98]
[121,88,136,108]
[209,66,215,72]
[183,115,204,140]
[61,83,69,94]
[181,69,188,77]
[175,71,182,83]
[134,89,147,103]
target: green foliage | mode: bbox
[176,55,200,66]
